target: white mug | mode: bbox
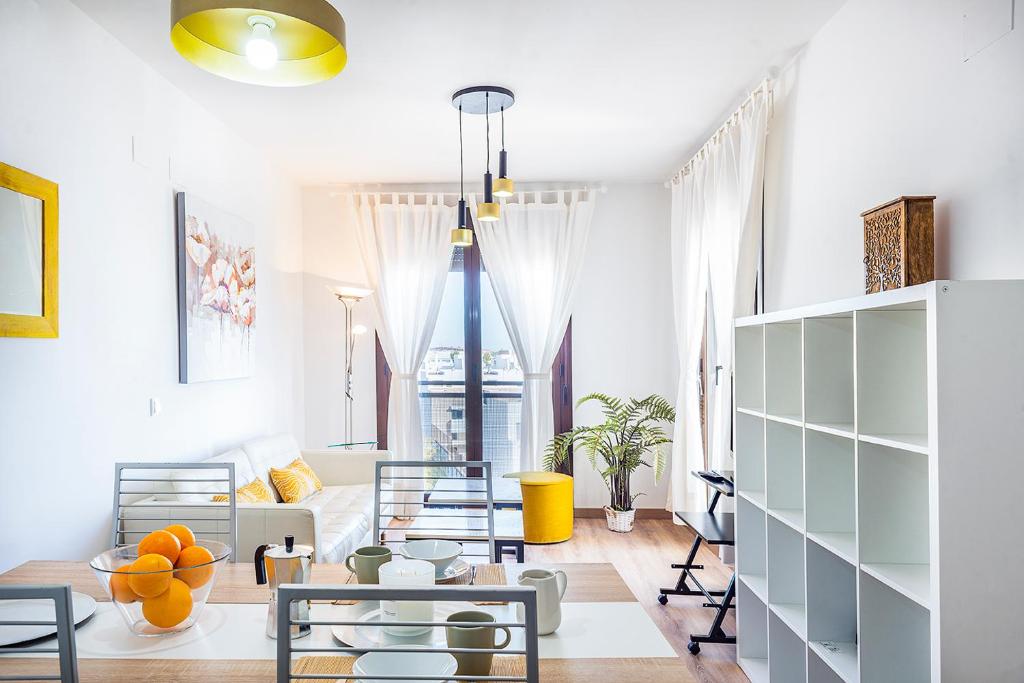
[378,559,435,636]
[516,568,568,635]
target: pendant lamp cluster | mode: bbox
[451,86,516,247]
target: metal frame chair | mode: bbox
[112,462,237,560]
[0,584,79,683]
[373,460,497,563]
[275,583,540,682]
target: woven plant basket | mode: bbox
[604,506,635,533]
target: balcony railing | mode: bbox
[419,380,522,477]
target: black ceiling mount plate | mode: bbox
[451,85,515,114]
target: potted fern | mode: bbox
[544,393,675,533]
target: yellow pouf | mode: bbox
[504,471,573,544]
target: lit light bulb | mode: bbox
[352,324,368,336]
[246,16,278,70]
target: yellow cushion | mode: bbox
[289,457,323,491]
[212,477,275,503]
[269,457,322,503]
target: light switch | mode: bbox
[149,398,162,417]
[962,0,1015,61]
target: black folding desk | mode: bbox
[659,470,736,654]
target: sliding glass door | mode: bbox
[417,247,468,465]
[376,239,571,476]
[479,256,524,475]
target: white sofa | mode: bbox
[124,434,390,564]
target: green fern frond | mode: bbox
[653,443,666,483]
[545,392,677,512]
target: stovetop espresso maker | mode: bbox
[254,535,313,639]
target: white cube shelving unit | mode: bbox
[733,280,1024,682]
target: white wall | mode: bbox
[300,183,676,508]
[764,0,1024,311]
[302,189,378,449]
[0,1,305,572]
[570,184,677,509]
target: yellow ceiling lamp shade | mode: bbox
[170,0,347,87]
[476,202,500,222]
[451,227,474,248]
[493,175,514,198]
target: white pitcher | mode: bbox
[517,568,568,635]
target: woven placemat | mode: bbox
[293,655,357,681]
[440,563,508,605]
[293,654,526,682]
[485,655,527,678]
[438,562,499,585]
[331,571,359,606]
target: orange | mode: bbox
[164,524,196,549]
[137,530,181,564]
[127,554,174,598]
[174,545,215,589]
[142,578,193,628]
[109,565,140,603]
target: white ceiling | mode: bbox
[71,0,843,185]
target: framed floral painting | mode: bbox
[175,192,255,383]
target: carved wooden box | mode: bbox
[862,196,935,294]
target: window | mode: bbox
[417,250,467,464]
[376,238,571,477]
[479,266,523,476]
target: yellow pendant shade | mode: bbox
[170,0,347,87]
[493,177,515,197]
[451,228,474,247]
[477,202,501,222]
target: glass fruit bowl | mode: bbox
[90,538,231,636]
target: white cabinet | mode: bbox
[733,280,1024,682]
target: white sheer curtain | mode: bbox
[668,171,709,514]
[472,190,596,471]
[351,193,455,489]
[706,91,769,477]
[668,85,769,512]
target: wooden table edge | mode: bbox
[0,561,637,604]
[2,656,694,682]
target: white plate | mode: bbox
[435,557,470,582]
[354,647,457,683]
[0,592,97,647]
[332,601,477,651]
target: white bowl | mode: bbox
[398,539,463,576]
[353,648,457,683]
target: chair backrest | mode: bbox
[374,460,496,563]
[275,583,539,683]
[112,462,237,561]
[0,584,79,683]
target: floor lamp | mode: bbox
[331,285,373,448]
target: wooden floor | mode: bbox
[521,517,749,683]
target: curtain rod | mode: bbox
[664,78,774,187]
[329,186,607,198]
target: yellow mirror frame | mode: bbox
[0,163,58,338]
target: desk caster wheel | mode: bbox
[687,641,700,655]
[657,594,668,605]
